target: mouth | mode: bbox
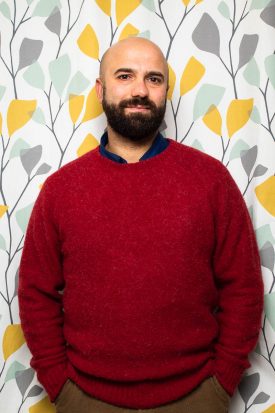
[125,105,151,112]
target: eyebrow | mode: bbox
[114,68,165,80]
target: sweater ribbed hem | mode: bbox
[214,359,248,396]
[37,363,68,402]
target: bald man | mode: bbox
[19,38,263,413]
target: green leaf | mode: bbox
[0,2,11,19]
[32,107,46,124]
[49,54,71,97]
[23,62,45,90]
[5,362,26,383]
[243,58,260,87]
[0,85,6,100]
[15,203,34,233]
[65,71,90,100]
[26,0,35,4]
[218,1,230,19]
[142,0,156,12]
[32,0,61,17]
[265,292,275,331]
[250,105,261,124]
[0,234,6,250]
[265,54,275,89]
[9,139,30,160]
[256,225,275,249]
[229,139,250,161]
[138,30,151,39]
[193,84,225,120]
[191,139,205,152]
[250,0,273,10]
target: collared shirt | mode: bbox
[99,132,170,163]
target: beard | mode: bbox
[102,92,166,142]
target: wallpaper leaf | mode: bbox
[32,107,46,124]
[0,1,11,19]
[26,385,43,398]
[237,34,259,71]
[243,58,260,87]
[255,176,275,216]
[180,56,205,96]
[202,105,222,136]
[0,111,2,134]
[0,234,6,250]
[193,84,225,120]
[66,71,90,99]
[229,139,250,161]
[49,54,71,97]
[32,0,61,17]
[15,203,34,233]
[77,24,99,60]
[252,164,268,178]
[2,324,26,361]
[29,396,56,413]
[256,225,275,249]
[35,163,52,176]
[252,392,270,404]
[241,146,257,177]
[77,133,99,157]
[260,3,275,28]
[238,373,260,403]
[250,0,273,10]
[226,99,253,138]
[20,145,42,177]
[250,106,261,124]
[182,0,191,6]
[260,241,275,271]
[95,0,111,16]
[18,38,43,72]
[116,0,141,26]
[69,94,85,124]
[45,7,61,37]
[12,269,19,300]
[81,87,103,122]
[167,64,176,100]
[262,404,275,413]
[142,0,156,12]
[0,205,8,218]
[0,85,6,100]
[192,13,220,57]
[7,99,37,137]
[15,368,35,397]
[218,1,230,19]
[4,361,25,383]
[264,292,275,330]
[119,23,139,41]
[23,62,45,90]
[264,54,275,89]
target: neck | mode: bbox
[106,127,158,163]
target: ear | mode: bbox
[95,78,103,103]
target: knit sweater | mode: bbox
[18,138,263,409]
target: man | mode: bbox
[19,38,263,413]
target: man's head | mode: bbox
[96,37,168,142]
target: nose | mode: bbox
[131,79,149,98]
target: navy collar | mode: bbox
[99,132,169,163]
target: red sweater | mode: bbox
[19,139,263,408]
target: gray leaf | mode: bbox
[20,145,42,177]
[12,269,19,299]
[261,4,275,28]
[192,13,220,57]
[260,241,275,271]
[18,38,43,72]
[45,7,61,36]
[35,163,51,176]
[252,391,270,404]
[26,385,43,398]
[238,373,260,403]
[240,146,258,177]
[252,164,268,178]
[238,34,259,70]
[15,368,35,397]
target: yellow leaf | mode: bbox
[262,404,275,413]
[29,396,56,413]
[202,105,222,136]
[119,23,139,41]
[82,87,103,123]
[2,324,25,361]
[226,99,253,138]
[0,112,2,135]
[167,64,176,101]
[69,95,85,124]
[196,0,203,3]
[116,0,141,26]
[0,205,8,218]
[255,176,275,217]
[182,0,191,5]
[180,56,205,96]
[7,100,36,137]
[95,0,111,16]
[77,134,99,157]
[77,24,99,59]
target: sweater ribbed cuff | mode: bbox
[36,363,68,402]
[214,358,247,396]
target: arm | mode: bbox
[18,177,68,401]
[212,167,264,396]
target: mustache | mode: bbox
[118,97,157,110]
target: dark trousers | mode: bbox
[55,376,231,413]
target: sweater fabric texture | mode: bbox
[18,138,263,409]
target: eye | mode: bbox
[117,74,131,80]
[148,76,162,84]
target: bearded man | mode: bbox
[19,38,263,413]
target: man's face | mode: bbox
[96,39,168,142]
